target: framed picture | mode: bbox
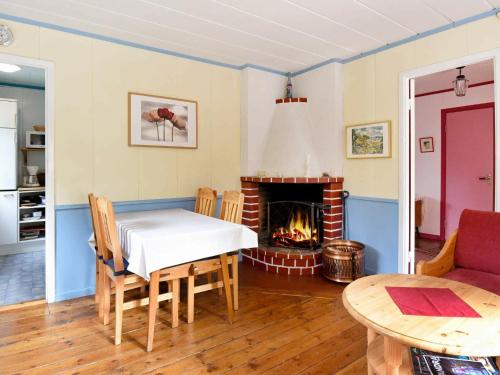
[419,137,434,153]
[346,121,391,159]
[128,92,197,148]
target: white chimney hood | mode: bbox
[260,98,322,178]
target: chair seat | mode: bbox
[443,268,500,296]
[104,257,132,276]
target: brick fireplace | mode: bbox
[240,176,344,275]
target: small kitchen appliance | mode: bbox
[23,165,40,187]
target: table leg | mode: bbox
[219,253,234,323]
[367,328,377,375]
[187,275,195,324]
[231,254,239,311]
[384,336,404,375]
[171,279,179,328]
[147,270,160,352]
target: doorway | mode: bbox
[441,102,495,239]
[399,50,500,274]
[0,54,54,305]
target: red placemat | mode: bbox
[385,286,481,317]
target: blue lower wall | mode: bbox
[54,194,398,301]
[345,196,399,275]
[55,196,201,301]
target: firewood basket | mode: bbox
[321,190,365,283]
[321,239,365,283]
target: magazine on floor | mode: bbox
[410,347,499,375]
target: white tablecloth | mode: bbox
[89,208,258,280]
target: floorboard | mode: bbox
[0,263,368,374]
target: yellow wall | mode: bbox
[343,16,500,199]
[0,18,241,205]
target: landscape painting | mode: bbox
[346,121,391,159]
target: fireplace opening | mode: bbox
[268,201,329,249]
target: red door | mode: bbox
[442,103,495,238]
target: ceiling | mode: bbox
[415,59,494,95]
[0,0,499,73]
[0,65,45,88]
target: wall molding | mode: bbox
[0,8,498,79]
[55,196,199,211]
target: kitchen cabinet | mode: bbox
[0,191,18,245]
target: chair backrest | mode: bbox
[95,197,125,273]
[195,187,217,217]
[455,209,500,275]
[88,193,103,258]
[219,190,244,224]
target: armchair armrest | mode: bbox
[416,231,457,277]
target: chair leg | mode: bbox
[114,278,124,345]
[217,270,223,296]
[98,261,105,321]
[171,279,179,328]
[187,275,195,324]
[219,253,234,323]
[147,271,160,352]
[231,254,239,311]
[95,258,100,305]
[102,275,111,325]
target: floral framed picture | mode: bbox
[346,121,391,159]
[419,137,434,153]
[128,92,198,148]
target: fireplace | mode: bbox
[268,201,329,249]
[240,176,344,275]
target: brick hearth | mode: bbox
[240,176,344,275]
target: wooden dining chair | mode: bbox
[88,194,105,321]
[194,187,217,217]
[186,190,244,323]
[95,196,181,351]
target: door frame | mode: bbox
[399,49,500,274]
[0,53,55,303]
[440,102,495,240]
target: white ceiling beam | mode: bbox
[68,0,309,68]
[139,0,331,60]
[210,0,356,53]
[284,0,383,44]
[354,0,417,34]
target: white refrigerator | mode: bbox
[0,99,18,246]
[0,99,17,190]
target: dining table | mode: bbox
[88,207,258,329]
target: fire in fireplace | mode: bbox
[267,201,329,250]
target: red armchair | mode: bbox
[417,209,500,295]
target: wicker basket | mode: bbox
[322,240,365,283]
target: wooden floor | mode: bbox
[0,263,367,374]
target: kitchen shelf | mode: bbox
[20,205,45,209]
[20,147,45,152]
[19,236,45,243]
[19,218,45,224]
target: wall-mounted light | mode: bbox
[0,25,13,46]
[453,66,468,97]
[0,63,20,73]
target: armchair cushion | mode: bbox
[454,209,500,275]
[443,268,500,296]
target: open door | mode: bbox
[408,78,416,273]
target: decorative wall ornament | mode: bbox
[0,25,13,46]
[346,121,391,159]
[128,92,197,149]
[419,137,434,153]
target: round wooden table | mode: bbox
[342,274,500,375]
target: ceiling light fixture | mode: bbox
[0,25,13,46]
[453,66,469,97]
[0,63,21,73]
